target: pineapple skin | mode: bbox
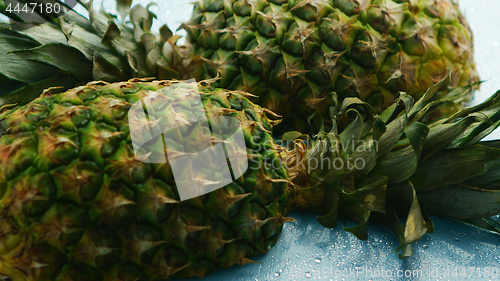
[183,0,479,134]
[0,79,292,280]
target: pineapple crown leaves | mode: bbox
[115,0,133,22]
[283,71,500,257]
[373,83,500,256]
[412,140,500,238]
[0,0,193,107]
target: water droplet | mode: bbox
[305,271,312,278]
[314,258,322,263]
[455,237,460,241]
[423,244,428,249]
[274,272,280,277]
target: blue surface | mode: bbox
[174,211,500,281]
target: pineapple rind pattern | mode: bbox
[0,79,291,280]
[183,0,479,134]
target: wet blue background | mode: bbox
[182,211,500,281]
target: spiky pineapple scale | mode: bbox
[0,80,291,280]
[183,0,479,134]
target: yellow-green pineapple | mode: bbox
[182,0,480,134]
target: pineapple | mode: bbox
[182,0,480,134]
[1,0,479,136]
[2,74,500,279]
[0,78,294,280]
